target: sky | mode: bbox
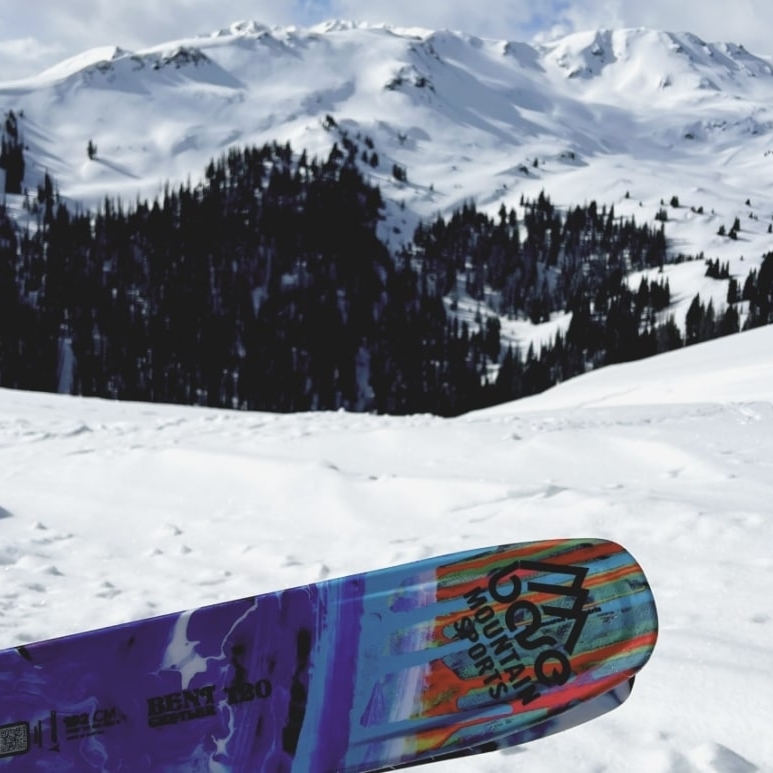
[0,0,771,81]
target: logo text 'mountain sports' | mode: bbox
[455,560,590,704]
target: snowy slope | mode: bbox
[1,326,772,771]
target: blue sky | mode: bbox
[1,1,770,81]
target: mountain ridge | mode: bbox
[3,22,772,200]
[3,22,771,194]
[69,22,773,96]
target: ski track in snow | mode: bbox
[1,327,772,771]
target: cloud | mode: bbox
[542,0,773,53]
[0,37,67,81]
[0,1,304,77]
[2,1,296,51]
[326,0,540,37]
[326,0,772,56]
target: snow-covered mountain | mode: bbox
[3,21,773,256]
[3,20,773,346]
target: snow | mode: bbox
[1,20,773,768]
[2,326,772,771]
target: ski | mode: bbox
[0,538,657,771]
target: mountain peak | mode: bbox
[32,46,129,83]
[156,45,211,68]
[540,26,773,90]
[211,19,274,38]
[311,19,365,34]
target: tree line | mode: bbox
[0,138,768,416]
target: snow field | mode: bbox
[1,326,772,770]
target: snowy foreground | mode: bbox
[1,327,772,772]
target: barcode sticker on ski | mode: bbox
[0,722,29,758]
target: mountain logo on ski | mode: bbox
[454,559,591,705]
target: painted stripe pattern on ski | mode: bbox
[0,538,657,771]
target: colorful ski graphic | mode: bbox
[377,677,635,771]
[0,538,657,771]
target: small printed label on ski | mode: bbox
[147,685,218,728]
[31,711,61,751]
[0,721,29,758]
[63,707,121,740]
[455,559,590,705]
[146,679,273,728]
[225,678,273,705]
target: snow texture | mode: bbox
[1,325,771,771]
